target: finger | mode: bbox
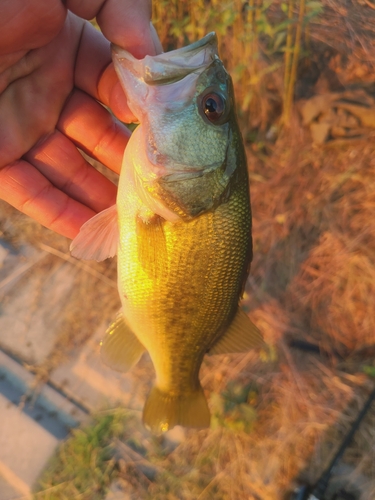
[73,22,136,122]
[0,160,96,239]
[0,0,66,55]
[74,15,162,123]
[0,12,82,169]
[98,64,137,123]
[67,0,155,58]
[57,89,131,173]
[150,22,164,55]
[25,130,117,213]
[73,19,112,102]
[97,0,155,58]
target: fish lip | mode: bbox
[111,31,217,61]
[111,32,218,85]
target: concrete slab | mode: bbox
[0,242,41,295]
[0,246,78,364]
[50,323,152,413]
[0,240,10,268]
[0,350,89,499]
[0,393,58,496]
[0,350,88,429]
[0,472,26,500]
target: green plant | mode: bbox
[282,0,323,125]
[34,410,130,500]
[210,382,258,432]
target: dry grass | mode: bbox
[187,123,375,496]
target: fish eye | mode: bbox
[203,93,225,120]
[198,89,229,125]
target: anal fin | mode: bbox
[100,311,145,372]
[208,308,265,355]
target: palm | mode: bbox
[0,0,157,239]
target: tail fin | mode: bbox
[142,386,210,433]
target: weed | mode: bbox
[34,410,130,499]
[210,381,258,432]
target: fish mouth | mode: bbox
[111,32,218,86]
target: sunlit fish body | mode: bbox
[71,33,263,433]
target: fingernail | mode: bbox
[150,22,163,55]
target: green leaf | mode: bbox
[273,31,287,51]
[363,365,375,378]
[306,0,324,10]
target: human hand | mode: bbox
[0,0,162,239]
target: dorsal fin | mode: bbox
[208,308,264,355]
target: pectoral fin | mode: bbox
[136,214,168,278]
[100,311,145,372]
[70,204,118,261]
[208,308,264,355]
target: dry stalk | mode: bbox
[283,0,305,125]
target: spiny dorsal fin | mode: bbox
[208,308,264,355]
[142,385,210,433]
[70,204,118,261]
[100,310,145,372]
[136,214,168,278]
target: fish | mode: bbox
[70,32,264,433]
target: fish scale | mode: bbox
[117,157,251,396]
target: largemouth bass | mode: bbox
[71,33,263,433]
